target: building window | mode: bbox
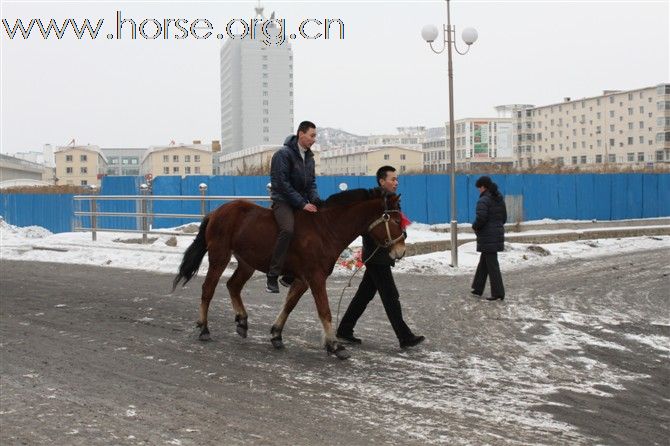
[628,137,633,145]
[400,154,406,160]
[185,155,191,162]
[640,121,645,129]
[80,154,87,162]
[639,136,644,144]
[81,180,87,186]
[627,152,635,162]
[580,156,587,164]
[163,167,169,174]
[80,167,87,174]
[195,166,201,174]
[66,167,73,174]
[66,155,73,162]
[608,154,616,163]
[194,155,200,162]
[609,110,615,118]
[571,156,578,165]
[595,154,602,163]
[163,155,169,162]
[656,151,664,161]
[185,166,191,174]
[173,155,179,162]
[384,154,390,160]
[609,138,615,147]
[639,106,644,113]
[173,166,179,174]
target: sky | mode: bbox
[1,0,668,154]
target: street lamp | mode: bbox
[422,0,477,267]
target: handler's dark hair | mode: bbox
[297,121,316,136]
[376,165,396,187]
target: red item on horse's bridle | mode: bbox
[400,212,411,230]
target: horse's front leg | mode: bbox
[309,275,350,360]
[270,279,309,349]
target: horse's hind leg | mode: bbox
[197,250,231,341]
[269,279,309,349]
[226,259,255,338]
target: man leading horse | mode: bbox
[266,120,321,293]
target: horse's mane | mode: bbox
[321,188,387,208]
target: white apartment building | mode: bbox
[101,147,145,176]
[422,119,515,171]
[506,83,670,168]
[218,144,322,176]
[220,8,294,155]
[320,145,423,176]
[367,127,427,146]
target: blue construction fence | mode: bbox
[0,173,668,233]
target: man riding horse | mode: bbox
[266,120,321,293]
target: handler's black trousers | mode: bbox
[268,201,294,277]
[471,252,505,298]
[338,263,413,341]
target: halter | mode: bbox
[366,197,405,248]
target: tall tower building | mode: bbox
[220,5,294,155]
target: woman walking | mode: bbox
[471,176,507,301]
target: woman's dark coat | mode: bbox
[472,189,507,252]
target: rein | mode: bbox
[335,245,381,329]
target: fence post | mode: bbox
[199,183,208,217]
[90,184,98,241]
[140,183,149,244]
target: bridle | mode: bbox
[366,197,405,248]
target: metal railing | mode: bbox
[74,184,271,242]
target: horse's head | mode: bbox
[367,191,406,260]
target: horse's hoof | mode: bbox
[199,332,211,342]
[236,325,248,338]
[326,344,350,360]
[235,315,248,338]
[271,336,284,349]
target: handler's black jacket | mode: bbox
[472,189,507,252]
[270,135,320,209]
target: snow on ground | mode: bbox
[1,217,668,278]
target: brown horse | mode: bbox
[172,188,406,359]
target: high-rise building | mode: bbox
[220,6,294,155]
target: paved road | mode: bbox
[1,249,669,445]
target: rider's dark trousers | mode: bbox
[268,201,294,277]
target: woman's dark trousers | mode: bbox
[471,252,505,298]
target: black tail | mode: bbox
[172,216,210,292]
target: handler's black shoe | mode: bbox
[336,331,362,344]
[471,290,483,298]
[279,275,294,287]
[399,335,425,349]
[486,295,505,301]
[266,275,279,293]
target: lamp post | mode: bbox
[422,0,477,267]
